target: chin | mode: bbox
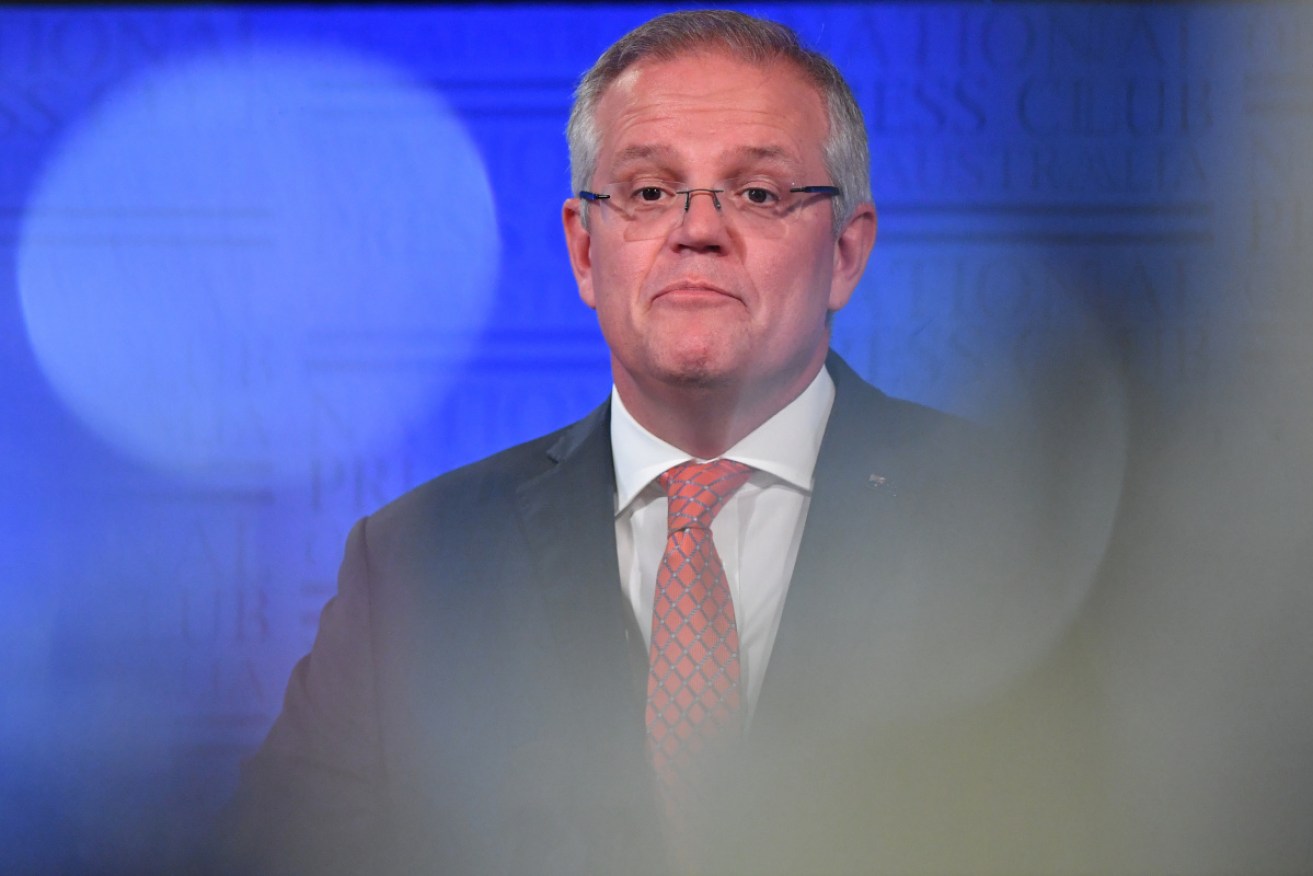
[647,356,733,391]
[656,329,749,379]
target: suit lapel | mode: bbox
[510,401,665,874]
[753,354,910,734]
[514,401,647,726]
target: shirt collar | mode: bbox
[610,366,836,515]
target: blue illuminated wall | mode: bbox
[2,5,1310,874]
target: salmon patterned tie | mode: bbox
[646,458,753,815]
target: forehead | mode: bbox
[591,50,829,178]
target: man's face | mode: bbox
[563,51,875,416]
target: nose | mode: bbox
[669,187,729,251]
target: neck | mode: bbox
[614,359,825,459]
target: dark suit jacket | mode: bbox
[217,353,1106,876]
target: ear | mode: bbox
[562,198,597,309]
[828,202,877,312]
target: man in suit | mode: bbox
[218,10,1103,875]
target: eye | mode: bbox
[743,187,779,205]
[622,182,677,211]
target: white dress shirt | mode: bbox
[610,367,835,723]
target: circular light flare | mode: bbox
[18,46,500,484]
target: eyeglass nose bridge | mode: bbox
[676,187,724,212]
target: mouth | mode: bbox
[652,280,738,303]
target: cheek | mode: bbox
[590,246,656,313]
[753,249,826,309]
[786,239,838,304]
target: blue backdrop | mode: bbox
[2,5,1311,873]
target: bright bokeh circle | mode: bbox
[19,46,499,484]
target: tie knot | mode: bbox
[659,459,752,532]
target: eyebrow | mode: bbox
[726,145,796,166]
[608,144,802,180]
[610,145,680,176]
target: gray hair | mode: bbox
[566,9,871,233]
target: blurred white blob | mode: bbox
[18,46,499,485]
